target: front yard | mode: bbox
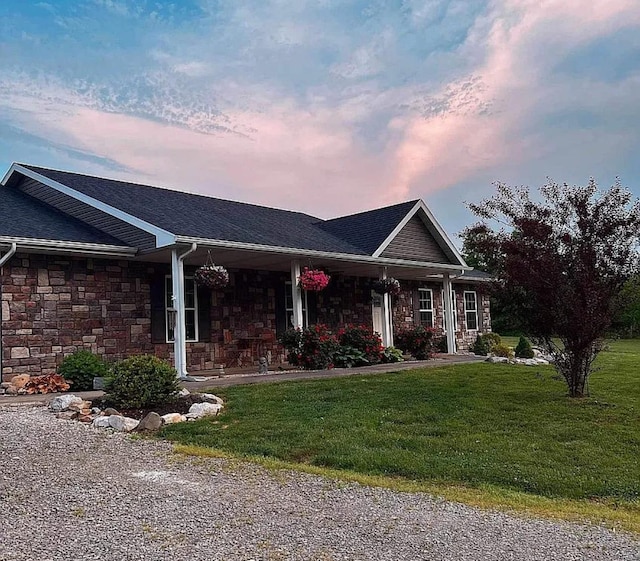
[162,339,640,531]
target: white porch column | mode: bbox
[171,248,187,377]
[379,267,394,347]
[443,273,457,354]
[290,260,304,329]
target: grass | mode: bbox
[161,339,640,531]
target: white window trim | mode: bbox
[442,289,458,332]
[165,275,199,343]
[418,287,434,327]
[285,281,309,328]
[464,290,479,331]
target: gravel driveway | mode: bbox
[0,405,638,561]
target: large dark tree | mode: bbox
[464,179,640,397]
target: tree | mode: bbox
[463,179,640,397]
[613,274,640,337]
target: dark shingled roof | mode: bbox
[23,165,368,255]
[0,186,127,246]
[317,200,419,255]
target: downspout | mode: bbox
[0,243,17,380]
[171,243,197,379]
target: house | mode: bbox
[0,163,491,379]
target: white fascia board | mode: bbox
[371,200,468,268]
[3,164,176,248]
[175,235,471,273]
[0,236,138,258]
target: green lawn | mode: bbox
[162,339,640,529]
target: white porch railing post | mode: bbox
[443,273,457,354]
[171,248,185,377]
[290,260,304,329]
[379,267,394,347]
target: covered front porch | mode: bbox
[139,241,468,379]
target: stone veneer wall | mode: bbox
[315,275,372,328]
[392,280,491,351]
[0,253,291,380]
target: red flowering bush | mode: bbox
[337,324,383,364]
[395,325,437,360]
[298,268,330,291]
[279,324,338,370]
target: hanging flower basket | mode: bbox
[298,267,330,291]
[372,277,401,296]
[194,252,229,289]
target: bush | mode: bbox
[337,324,383,364]
[515,336,535,358]
[481,332,502,352]
[395,325,437,360]
[280,324,339,370]
[57,350,109,391]
[492,343,514,359]
[381,346,404,363]
[106,355,181,409]
[333,346,368,368]
[471,334,490,356]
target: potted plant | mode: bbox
[194,252,229,289]
[372,277,401,296]
[298,267,331,291]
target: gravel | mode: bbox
[0,404,638,561]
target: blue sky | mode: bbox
[1,0,639,241]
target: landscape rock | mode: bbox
[161,413,186,424]
[178,388,190,397]
[186,402,223,420]
[136,412,163,432]
[103,407,120,416]
[485,356,509,364]
[55,411,78,421]
[92,416,111,428]
[0,382,12,389]
[109,415,139,432]
[68,400,92,413]
[49,395,83,412]
[5,386,18,396]
[198,393,224,405]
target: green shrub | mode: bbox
[434,336,449,353]
[381,346,404,363]
[57,350,109,391]
[395,325,437,360]
[471,334,490,356]
[337,324,383,364]
[106,355,180,408]
[492,343,514,359]
[333,346,368,368]
[515,336,535,358]
[481,332,502,352]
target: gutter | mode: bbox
[0,243,17,381]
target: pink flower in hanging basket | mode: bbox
[194,264,229,289]
[298,267,330,291]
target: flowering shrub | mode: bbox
[337,324,383,364]
[280,324,338,370]
[395,325,437,360]
[194,264,229,289]
[298,268,331,291]
[372,277,401,296]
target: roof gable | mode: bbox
[380,214,451,263]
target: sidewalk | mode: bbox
[0,354,484,406]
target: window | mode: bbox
[442,289,458,331]
[284,281,308,328]
[165,276,198,342]
[418,288,434,327]
[464,291,478,331]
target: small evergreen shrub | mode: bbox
[481,332,502,352]
[471,334,490,356]
[57,350,109,391]
[515,336,535,358]
[395,325,437,360]
[381,346,404,363]
[106,355,180,409]
[492,343,514,359]
[337,324,383,364]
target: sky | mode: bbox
[1,0,639,242]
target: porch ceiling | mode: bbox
[137,245,461,281]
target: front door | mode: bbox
[371,291,383,336]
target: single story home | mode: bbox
[0,163,491,379]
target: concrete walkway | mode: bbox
[0,354,484,405]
